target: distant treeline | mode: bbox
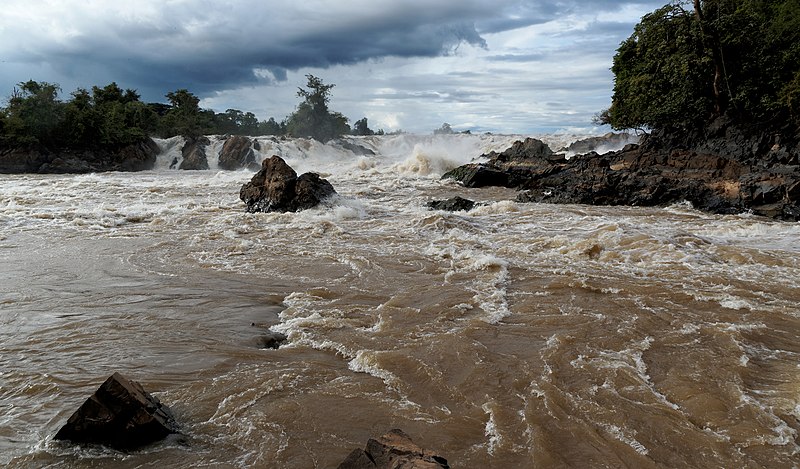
[0,75,383,150]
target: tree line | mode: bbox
[601,0,800,132]
[0,75,382,150]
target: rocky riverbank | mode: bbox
[0,138,161,174]
[444,124,800,221]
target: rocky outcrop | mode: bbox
[338,429,449,469]
[427,196,476,212]
[562,132,638,156]
[239,155,337,213]
[179,136,210,170]
[0,138,160,174]
[218,135,256,170]
[54,372,180,450]
[444,132,800,221]
[332,139,376,156]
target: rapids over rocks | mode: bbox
[1,133,799,468]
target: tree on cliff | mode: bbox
[285,75,350,142]
[603,0,800,131]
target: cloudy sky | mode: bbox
[0,1,666,134]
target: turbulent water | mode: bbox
[1,134,799,468]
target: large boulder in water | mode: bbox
[54,372,180,450]
[114,137,161,171]
[239,155,337,213]
[179,136,210,170]
[218,135,256,170]
[337,429,449,469]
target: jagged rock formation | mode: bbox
[54,372,180,450]
[443,131,800,220]
[332,139,376,156]
[562,132,638,155]
[239,155,337,213]
[337,429,449,469]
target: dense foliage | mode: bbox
[604,0,800,131]
[285,75,351,142]
[0,75,373,150]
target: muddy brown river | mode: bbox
[2,134,799,468]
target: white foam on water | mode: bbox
[481,402,503,456]
[602,424,649,455]
[347,350,399,388]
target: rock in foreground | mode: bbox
[239,155,337,213]
[54,372,180,450]
[338,429,449,469]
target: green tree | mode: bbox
[605,3,711,131]
[605,0,800,131]
[285,75,350,142]
[2,80,64,146]
[59,82,157,148]
[160,89,211,138]
[259,117,286,136]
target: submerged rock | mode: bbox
[54,372,180,450]
[239,155,337,213]
[338,429,449,469]
[427,196,476,212]
[218,135,256,170]
[256,330,288,349]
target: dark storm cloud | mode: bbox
[0,0,663,101]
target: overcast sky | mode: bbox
[0,1,666,134]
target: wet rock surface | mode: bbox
[54,372,180,450]
[239,155,337,213]
[0,138,160,174]
[337,429,449,469]
[218,135,256,170]
[179,136,210,170]
[443,131,800,220]
[427,196,476,212]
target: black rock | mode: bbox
[54,372,180,450]
[427,196,476,212]
[257,331,288,349]
[441,164,510,188]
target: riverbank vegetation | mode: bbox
[602,0,800,133]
